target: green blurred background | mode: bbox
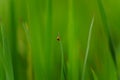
[0,0,120,80]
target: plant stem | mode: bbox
[60,40,64,80]
[57,33,64,80]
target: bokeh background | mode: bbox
[0,0,120,80]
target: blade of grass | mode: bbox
[96,0,118,79]
[45,0,52,79]
[0,42,5,80]
[0,63,5,80]
[28,0,46,79]
[0,23,14,80]
[91,68,98,80]
[67,0,79,80]
[57,32,66,80]
[9,0,18,79]
[96,0,116,67]
[81,16,94,80]
[22,22,33,80]
[67,0,80,79]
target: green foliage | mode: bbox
[0,0,120,80]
